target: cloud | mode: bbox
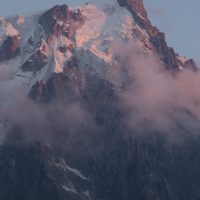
[1,88,95,149]
[112,40,200,138]
[0,64,12,82]
[1,40,200,147]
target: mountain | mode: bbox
[0,0,197,104]
[0,0,200,200]
[0,139,91,200]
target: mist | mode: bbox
[0,88,96,151]
[112,41,200,138]
[0,64,12,82]
[0,39,200,148]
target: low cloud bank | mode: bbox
[1,40,200,145]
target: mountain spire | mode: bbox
[117,0,148,19]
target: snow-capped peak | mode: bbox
[0,0,197,117]
[0,17,20,48]
[0,18,19,37]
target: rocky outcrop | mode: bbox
[0,34,20,62]
[39,5,84,40]
[117,0,198,71]
[182,58,198,71]
[21,49,47,73]
[29,72,82,103]
[118,0,148,19]
[0,18,21,62]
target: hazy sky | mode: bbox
[0,0,199,63]
[144,0,200,64]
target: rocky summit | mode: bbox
[0,0,200,200]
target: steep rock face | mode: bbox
[117,0,197,71]
[0,35,20,62]
[118,0,148,19]
[0,20,20,62]
[84,133,200,200]
[39,4,84,40]
[21,49,47,73]
[29,72,82,103]
[0,140,91,200]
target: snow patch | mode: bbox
[83,190,92,200]
[177,55,191,70]
[177,55,189,64]
[57,20,64,26]
[62,185,78,194]
[58,159,89,181]
[73,1,136,85]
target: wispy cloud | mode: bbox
[112,40,200,139]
